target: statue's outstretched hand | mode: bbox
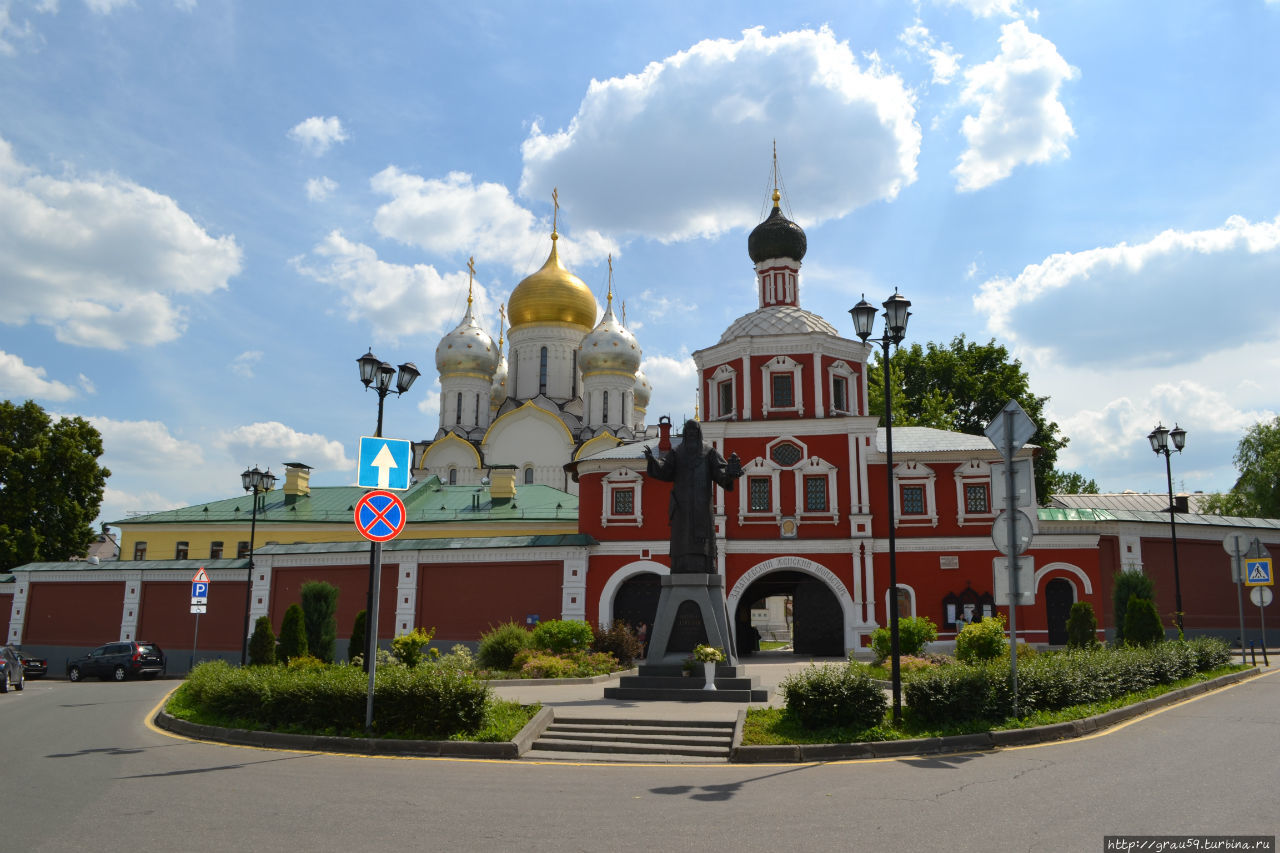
[726,451,743,478]
[642,445,654,459]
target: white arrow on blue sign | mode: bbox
[358,436,412,491]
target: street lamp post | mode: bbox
[239,465,277,666]
[1148,422,1187,634]
[851,288,912,724]
[356,350,420,672]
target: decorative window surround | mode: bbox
[708,364,737,421]
[795,456,839,524]
[953,459,996,527]
[738,457,781,524]
[602,468,644,526]
[893,461,938,527]
[827,360,857,416]
[761,355,804,417]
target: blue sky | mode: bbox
[2,0,1278,527]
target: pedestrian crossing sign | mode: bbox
[1244,557,1273,587]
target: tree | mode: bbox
[868,335,1069,504]
[1065,601,1099,648]
[1045,470,1099,497]
[248,615,277,665]
[278,603,308,664]
[347,610,367,664]
[300,581,339,663]
[1202,416,1280,519]
[1123,596,1164,646]
[1111,570,1154,643]
[0,400,110,571]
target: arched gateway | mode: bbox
[727,557,856,655]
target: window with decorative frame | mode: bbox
[708,364,737,420]
[761,356,804,416]
[795,456,839,521]
[804,476,827,511]
[748,477,772,511]
[738,453,785,523]
[602,469,643,526]
[953,459,995,526]
[827,360,857,415]
[893,461,938,527]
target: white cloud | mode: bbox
[519,26,920,243]
[305,176,337,201]
[975,213,1280,368]
[288,116,348,155]
[370,167,615,272]
[292,230,500,340]
[0,350,76,400]
[0,1,50,56]
[953,21,1077,192]
[89,414,204,469]
[84,0,133,12]
[0,137,242,348]
[639,352,698,423]
[229,350,262,378]
[899,22,962,85]
[935,0,1037,19]
[78,373,95,394]
[217,421,352,472]
[635,288,697,319]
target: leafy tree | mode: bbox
[1202,416,1280,518]
[347,610,367,664]
[868,336,1068,504]
[248,615,277,665]
[1111,570,1154,643]
[300,581,339,663]
[0,400,111,571]
[278,603,308,664]
[1045,470,1100,496]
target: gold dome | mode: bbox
[508,234,597,331]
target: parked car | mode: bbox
[17,652,47,679]
[0,646,24,693]
[66,641,166,682]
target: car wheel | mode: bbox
[68,666,82,682]
[0,673,8,693]
[112,665,127,682]
[13,673,22,691]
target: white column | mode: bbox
[741,354,752,420]
[561,551,588,622]
[812,351,824,418]
[120,571,142,641]
[247,559,272,629]
[394,562,418,636]
[6,575,29,645]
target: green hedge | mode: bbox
[903,638,1232,726]
[779,664,888,731]
[177,659,492,739]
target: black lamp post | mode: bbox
[356,350,420,670]
[239,465,277,666]
[1148,422,1187,633]
[851,288,911,724]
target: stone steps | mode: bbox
[525,717,735,763]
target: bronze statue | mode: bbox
[643,419,743,574]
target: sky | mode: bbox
[2,0,1278,530]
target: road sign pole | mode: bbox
[190,613,200,673]
[1003,408,1019,718]
[1228,535,1248,664]
[365,540,382,732]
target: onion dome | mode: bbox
[578,263,641,375]
[633,368,651,410]
[748,189,807,264]
[507,226,597,331]
[435,263,499,377]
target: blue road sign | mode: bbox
[358,436,412,491]
[191,581,209,600]
[1244,558,1273,587]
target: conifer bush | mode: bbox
[300,581,339,663]
[248,615,276,665]
[1112,571,1155,643]
[1066,602,1099,648]
[278,603,308,664]
[1123,596,1165,646]
[347,610,367,664]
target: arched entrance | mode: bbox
[732,570,845,657]
[1044,578,1074,645]
[611,572,661,654]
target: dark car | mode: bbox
[17,652,47,679]
[0,646,24,693]
[67,641,166,682]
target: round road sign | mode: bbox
[1251,586,1273,608]
[992,509,1034,556]
[355,490,407,542]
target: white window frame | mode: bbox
[707,364,738,421]
[953,459,996,527]
[761,356,803,417]
[795,456,839,523]
[893,461,938,527]
[827,360,857,416]
[738,457,781,524]
[602,468,644,526]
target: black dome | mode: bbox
[747,205,807,263]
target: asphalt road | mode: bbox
[4,671,1277,853]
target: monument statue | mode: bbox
[643,419,743,573]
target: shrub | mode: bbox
[286,654,325,670]
[278,604,308,664]
[390,627,436,668]
[591,621,643,667]
[1066,602,1099,649]
[1124,596,1164,646]
[347,610,367,664]
[780,664,888,731]
[436,644,476,671]
[1112,571,1155,643]
[955,615,1008,663]
[531,619,594,654]
[477,622,532,671]
[300,581,339,663]
[248,615,276,666]
[512,648,618,678]
[869,616,939,664]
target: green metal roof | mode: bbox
[111,478,578,527]
[1037,507,1119,522]
[256,534,596,555]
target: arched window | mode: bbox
[448,468,457,485]
[602,390,610,424]
[524,467,534,484]
[539,347,549,396]
[455,392,462,425]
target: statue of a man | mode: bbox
[643,419,743,574]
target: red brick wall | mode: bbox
[0,591,11,641]
[270,564,398,639]
[23,581,124,646]
[138,581,249,651]
[416,560,562,641]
